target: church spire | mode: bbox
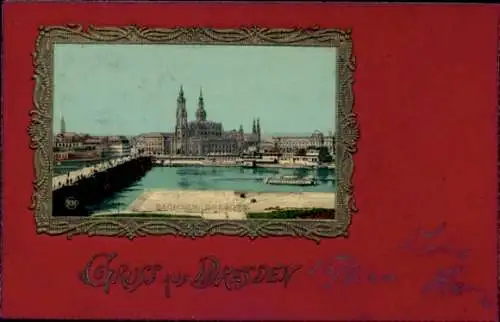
[238,124,244,137]
[198,87,205,107]
[256,118,261,135]
[252,119,257,134]
[176,85,187,122]
[60,112,66,134]
[196,86,207,121]
[177,85,186,103]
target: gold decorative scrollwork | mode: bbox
[29,25,359,243]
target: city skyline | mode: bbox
[53,44,337,136]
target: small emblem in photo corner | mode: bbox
[64,196,79,210]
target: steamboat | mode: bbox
[263,175,317,186]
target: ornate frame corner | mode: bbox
[29,25,359,243]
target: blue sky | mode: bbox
[53,44,337,136]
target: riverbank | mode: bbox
[154,161,335,170]
[122,189,335,220]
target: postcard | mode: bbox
[1,2,498,321]
[30,25,357,241]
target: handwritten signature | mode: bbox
[421,265,494,310]
[308,254,396,288]
[79,253,302,298]
[78,222,494,312]
[402,222,493,311]
[401,222,470,260]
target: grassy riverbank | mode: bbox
[247,208,334,219]
[92,213,199,219]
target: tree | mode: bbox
[318,147,333,163]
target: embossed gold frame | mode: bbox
[29,25,358,242]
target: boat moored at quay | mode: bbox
[263,175,318,186]
[151,155,335,170]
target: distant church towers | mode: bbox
[195,88,207,122]
[256,118,261,141]
[172,85,262,155]
[59,112,66,134]
[252,118,261,138]
[251,118,261,151]
[174,85,188,154]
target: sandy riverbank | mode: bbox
[125,189,335,220]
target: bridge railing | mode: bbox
[52,155,144,190]
[53,166,89,177]
[52,157,123,177]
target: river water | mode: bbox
[55,163,335,214]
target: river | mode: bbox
[79,165,336,214]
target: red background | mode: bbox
[2,3,499,320]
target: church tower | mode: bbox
[238,124,245,153]
[195,87,207,121]
[256,118,261,142]
[174,85,188,154]
[60,112,66,134]
[252,119,257,134]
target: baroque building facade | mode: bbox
[169,86,260,156]
[135,132,172,155]
[272,130,335,157]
